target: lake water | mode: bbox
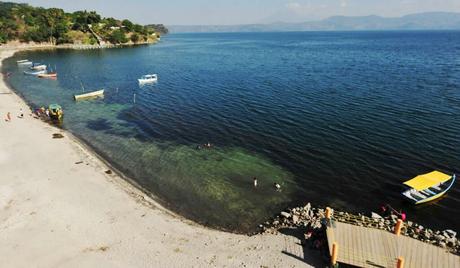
[3,31,460,233]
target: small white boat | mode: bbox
[30,64,47,71]
[17,60,33,65]
[74,89,104,101]
[24,69,47,76]
[138,74,158,84]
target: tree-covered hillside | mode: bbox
[0,1,167,45]
[145,24,169,35]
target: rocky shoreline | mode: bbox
[260,203,459,255]
[0,40,158,52]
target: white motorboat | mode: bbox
[24,69,47,76]
[138,74,158,84]
[17,59,33,65]
[30,64,47,71]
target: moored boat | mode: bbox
[30,64,47,71]
[402,171,456,204]
[38,72,57,78]
[74,89,104,101]
[48,104,64,121]
[138,74,158,84]
[17,59,33,65]
[24,69,47,76]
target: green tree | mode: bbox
[42,8,69,44]
[72,11,89,31]
[104,17,119,27]
[130,33,139,43]
[108,29,127,44]
[121,19,133,32]
[87,11,101,24]
[133,24,143,33]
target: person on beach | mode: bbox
[400,212,406,221]
[5,112,11,122]
[45,109,50,118]
[380,204,407,221]
[253,177,258,187]
[18,108,24,118]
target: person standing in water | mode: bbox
[253,177,258,188]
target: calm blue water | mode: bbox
[3,31,460,233]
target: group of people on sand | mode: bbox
[33,107,50,119]
[4,108,24,122]
[253,177,282,191]
[5,106,59,124]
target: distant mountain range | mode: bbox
[168,12,460,33]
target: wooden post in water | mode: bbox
[325,207,332,219]
[331,242,338,266]
[394,219,403,236]
[397,256,405,268]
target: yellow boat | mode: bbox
[48,104,64,121]
[402,171,456,204]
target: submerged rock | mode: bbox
[280,212,291,218]
[292,215,299,224]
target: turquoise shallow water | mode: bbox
[3,31,460,232]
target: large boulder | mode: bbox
[280,212,291,219]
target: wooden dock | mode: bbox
[326,221,460,268]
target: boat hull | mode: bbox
[18,61,33,65]
[38,73,57,78]
[138,78,158,84]
[414,191,446,204]
[24,70,47,76]
[74,89,104,101]
[30,65,47,71]
[138,74,158,84]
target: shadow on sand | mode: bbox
[278,227,328,267]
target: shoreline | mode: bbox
[2,53,256,235]
[0,46,323,267]
[2,44,458,266]
[0,41,159,51]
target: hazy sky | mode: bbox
[11,0,460,25]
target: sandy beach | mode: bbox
[0,48,322,267]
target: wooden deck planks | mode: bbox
[326,221,459,268]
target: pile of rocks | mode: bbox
[260,203,459,255]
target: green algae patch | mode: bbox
[81,131,297,232]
